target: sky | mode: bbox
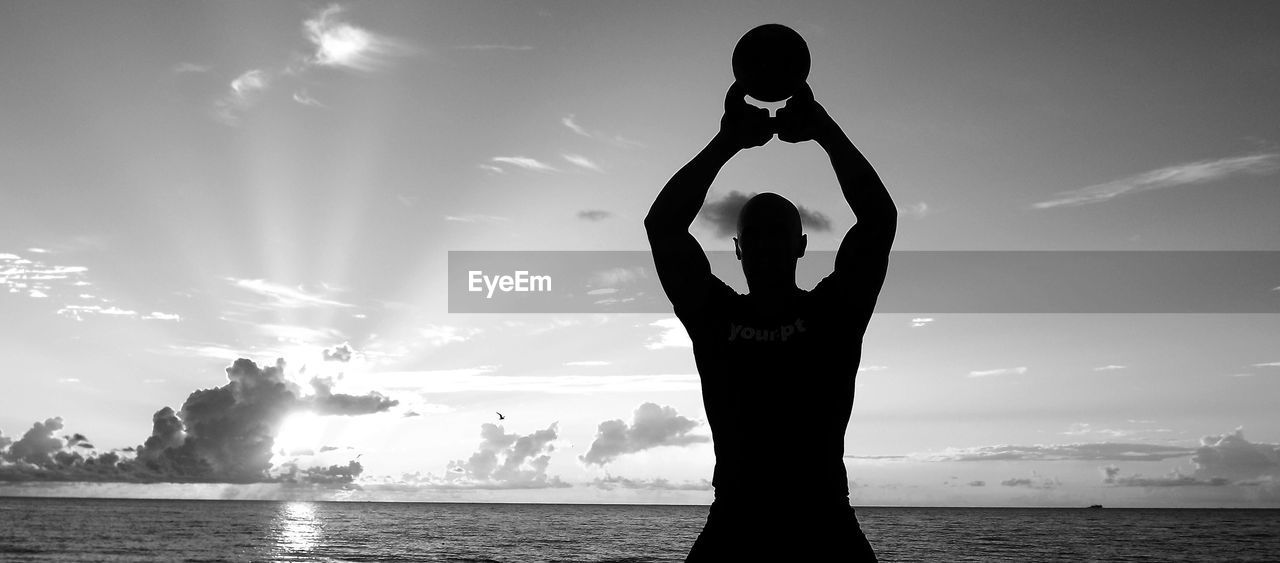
[1,0,1279,507]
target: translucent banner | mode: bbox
[448,251,1280,314]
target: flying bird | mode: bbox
[496,412,506,420]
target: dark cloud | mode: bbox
[402,411,421,418]
[1102,428,1280,489]
[922,442,1195,463]
[1000,475,1061,489]
[1101,465,1121,482]
[577,210,612,221]
[0,357,395,484]
[277,460,364,487]
[968,480,986,487]
[2,418,67,466]
[580,403,709,466]
[443,423,568,489]
[1103,468,1229,487]
[138,407,185,462]
[309,376,397,416]
[1192,428,1280,482]
[323,343,354,362]
[589,475,712,491]
[699,190,832,237]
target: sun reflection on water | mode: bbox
[274,501,323,556]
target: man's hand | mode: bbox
[775,84,836,144]
[718,82,774,150]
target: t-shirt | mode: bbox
[672,267,882,505]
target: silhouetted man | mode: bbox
[645,83,895,561]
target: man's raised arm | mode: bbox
[645,83,773,310]
[777,85,897,294]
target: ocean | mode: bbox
[1,498,1277,562]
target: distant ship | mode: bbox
[1087,504,1104,509]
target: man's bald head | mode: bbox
[736,192,802,239]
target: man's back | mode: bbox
[675,269,877,505]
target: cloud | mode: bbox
[214,69,270,124]
[204,4,410,124]
[1033,153,1280,209]
[228,278,352,308]
[1101,464,1229,487]
[277,460,364,486]
[967,366,1028,378]
[302,4,409,72]
[2,252,90,303]
[1000,474,1061,489]
[173,62,211,74]
[919,442,1195,463]
[56,305,136,321]
[577,210,612,221]
[443,423,569,489]
[898,201,932,218]
[256,324,344,346]
[645,318,691,350]
[309,376,397,416]
[231,70,269,96]
[0,251,176,321]
[419,324,480,347]
[563,115,590,137]
[2,418,67,466]
[135,358,394,482]
[588,475,713,491]
[699,191,831,237]
[1099,429,1280,492]
[910,317,934,328]
[1191,427,1280,482]
[490,156,558,172]
[0,357,394,484]
[580,403,709,466]
[565,360,611,367]
[323,343,354,362]
[562,154,603,172]
[477,164,505,174]
[1093,365,1127,372]
[1253,362,1280,368]
[1061,423,1139,438]
[292,89,325,108]
[590,267,645,288]
[561,115,645,148]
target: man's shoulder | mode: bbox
[673,276,740,322]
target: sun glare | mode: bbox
[274,412,326,456]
